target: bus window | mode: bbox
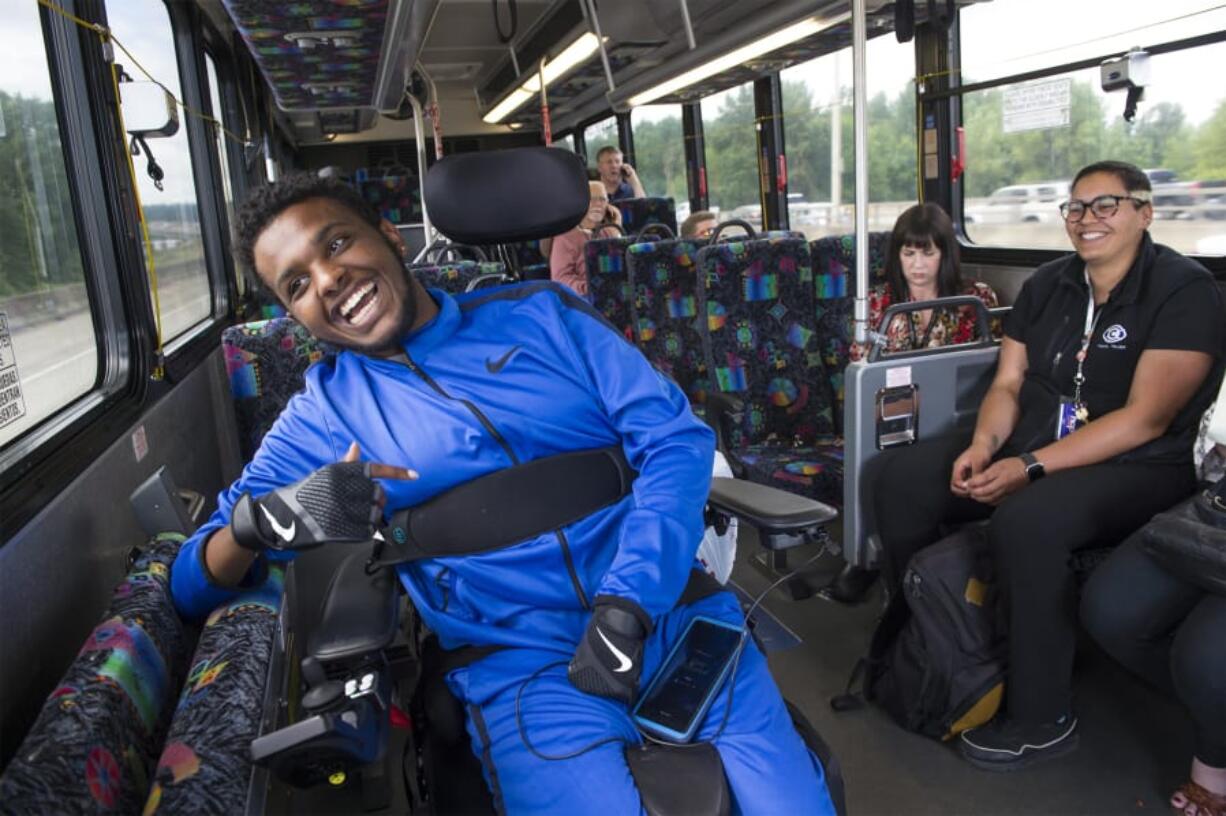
[629,105,685,212]
[961,1,1226,86]
[781,33,917,240]
[701,82,757,226]
[106,0,214,339]
[553,133,577,152]
[0,3,97,448]
[204,52,239,295]
[961,2,1226,255]
[583,115,618,164]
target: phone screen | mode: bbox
[634,618,741,738]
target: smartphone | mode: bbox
[632,615,744,743]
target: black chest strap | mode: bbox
[367,446,637,570]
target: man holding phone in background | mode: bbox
[550,180,623,298]
[596,145,646,201]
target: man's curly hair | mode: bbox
[235,171,383,276]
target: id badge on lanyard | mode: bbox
[1057,273,1099,441]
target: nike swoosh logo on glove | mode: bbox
[259,504,297,542]
[597,627,634,673]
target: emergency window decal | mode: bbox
[0,311,28,429]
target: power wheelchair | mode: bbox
[242,147,848,815]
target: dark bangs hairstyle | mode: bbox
[883,202,962,302]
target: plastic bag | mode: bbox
[697,451,738,584]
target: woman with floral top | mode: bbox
[830,203,998,605]
[849,203,998,362]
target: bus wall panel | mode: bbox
[0,349,242,769]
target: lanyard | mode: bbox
[1071,271,1102,415]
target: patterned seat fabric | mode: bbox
[626,238,711,406]
[698,236,843,504]
[0,535,195,814]
[585,236,637,343]
[413,260,507,294]
[143,566,286,815]
[810,232,890,433]
[222,318,324,460]
[615,196,678,237]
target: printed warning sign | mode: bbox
[1003,78,1071,134]
[0,311,27,428]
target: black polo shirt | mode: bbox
[1002,233,1224,464]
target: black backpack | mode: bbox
[835,525,1007,740]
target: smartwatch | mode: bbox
[1019,451,1046,482]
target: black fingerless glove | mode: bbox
[568,599,651,705]
[231,462,385,552]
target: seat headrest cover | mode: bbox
[425,147,589,244]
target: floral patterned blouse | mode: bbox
[849,281,999,362]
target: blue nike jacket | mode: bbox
[172,283,716,654]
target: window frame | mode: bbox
[0,0,154,539]
[943,24,1226,273]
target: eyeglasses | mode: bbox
[1059,193,1151,222]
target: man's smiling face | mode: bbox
[253,197,427,355]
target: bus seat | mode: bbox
[626,237,712,407]
[585,235,637,342]
[412,260,509,294]
[144,565,286,814]
[811,232,890,433]
[0,535,195,813]
[842,342,1000,567]
[615,196,678,236]
[697,235,843,506]
[222,318,324,460]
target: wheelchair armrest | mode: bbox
[708,477,838,548]
[703,392,744,454]
[306,549,400,667]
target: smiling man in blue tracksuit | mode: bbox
[171,172,835,814]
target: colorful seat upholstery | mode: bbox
[0,535,195,814]
[698,236,843,505]
[143,566,286,815]
[585,235,638,343]
[222,318,325,460]
[810,232,890,433]
[412,260,507,294]
[615,197,678,237]
[625,237,711,406]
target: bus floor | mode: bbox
[732,524,1192,816]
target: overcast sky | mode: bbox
[5,0,1224,204]
[640,1,1226,126]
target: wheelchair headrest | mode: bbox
[425,147,589,245]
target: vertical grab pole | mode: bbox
[539,59,552,146]
[408,93,434,248]
[851,0,871,345]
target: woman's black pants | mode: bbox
[871,431,1196,727]
[1081,517,1226,767]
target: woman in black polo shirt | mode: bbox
[871,160,1223,770]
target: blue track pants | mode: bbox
[446,592,837,815]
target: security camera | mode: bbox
[1101,49,1150,122]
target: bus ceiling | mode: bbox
[207,0,986,145]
